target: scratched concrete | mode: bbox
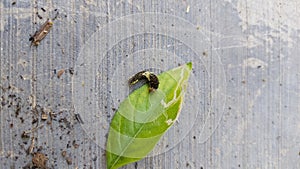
[0,0,299,168]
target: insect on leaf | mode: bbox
[106,62,192,169]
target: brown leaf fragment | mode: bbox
[57,69,65,78]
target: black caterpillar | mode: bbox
[128,71,159,92]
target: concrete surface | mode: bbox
[0,0,299,168]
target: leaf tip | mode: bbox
[186,62,192,70]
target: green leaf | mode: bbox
[106,62,192,169]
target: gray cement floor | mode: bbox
[0,0,299,168]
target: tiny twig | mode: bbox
[75,114,84,124]
[27,137,35,154]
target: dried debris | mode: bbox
[57,69,65,78]
[66,157,72,165]
[27,137,35,154]
[41,111,48,120]
[21,131,31,139]
[68,67,74,75]
[41,107,53,121]
[61,150,67,158]
[72,140,79,149]
[29,10,58,47]
[61,150,72,165]
[74,113,84,124]
[32,152,48,169]
[29,19,54,46]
